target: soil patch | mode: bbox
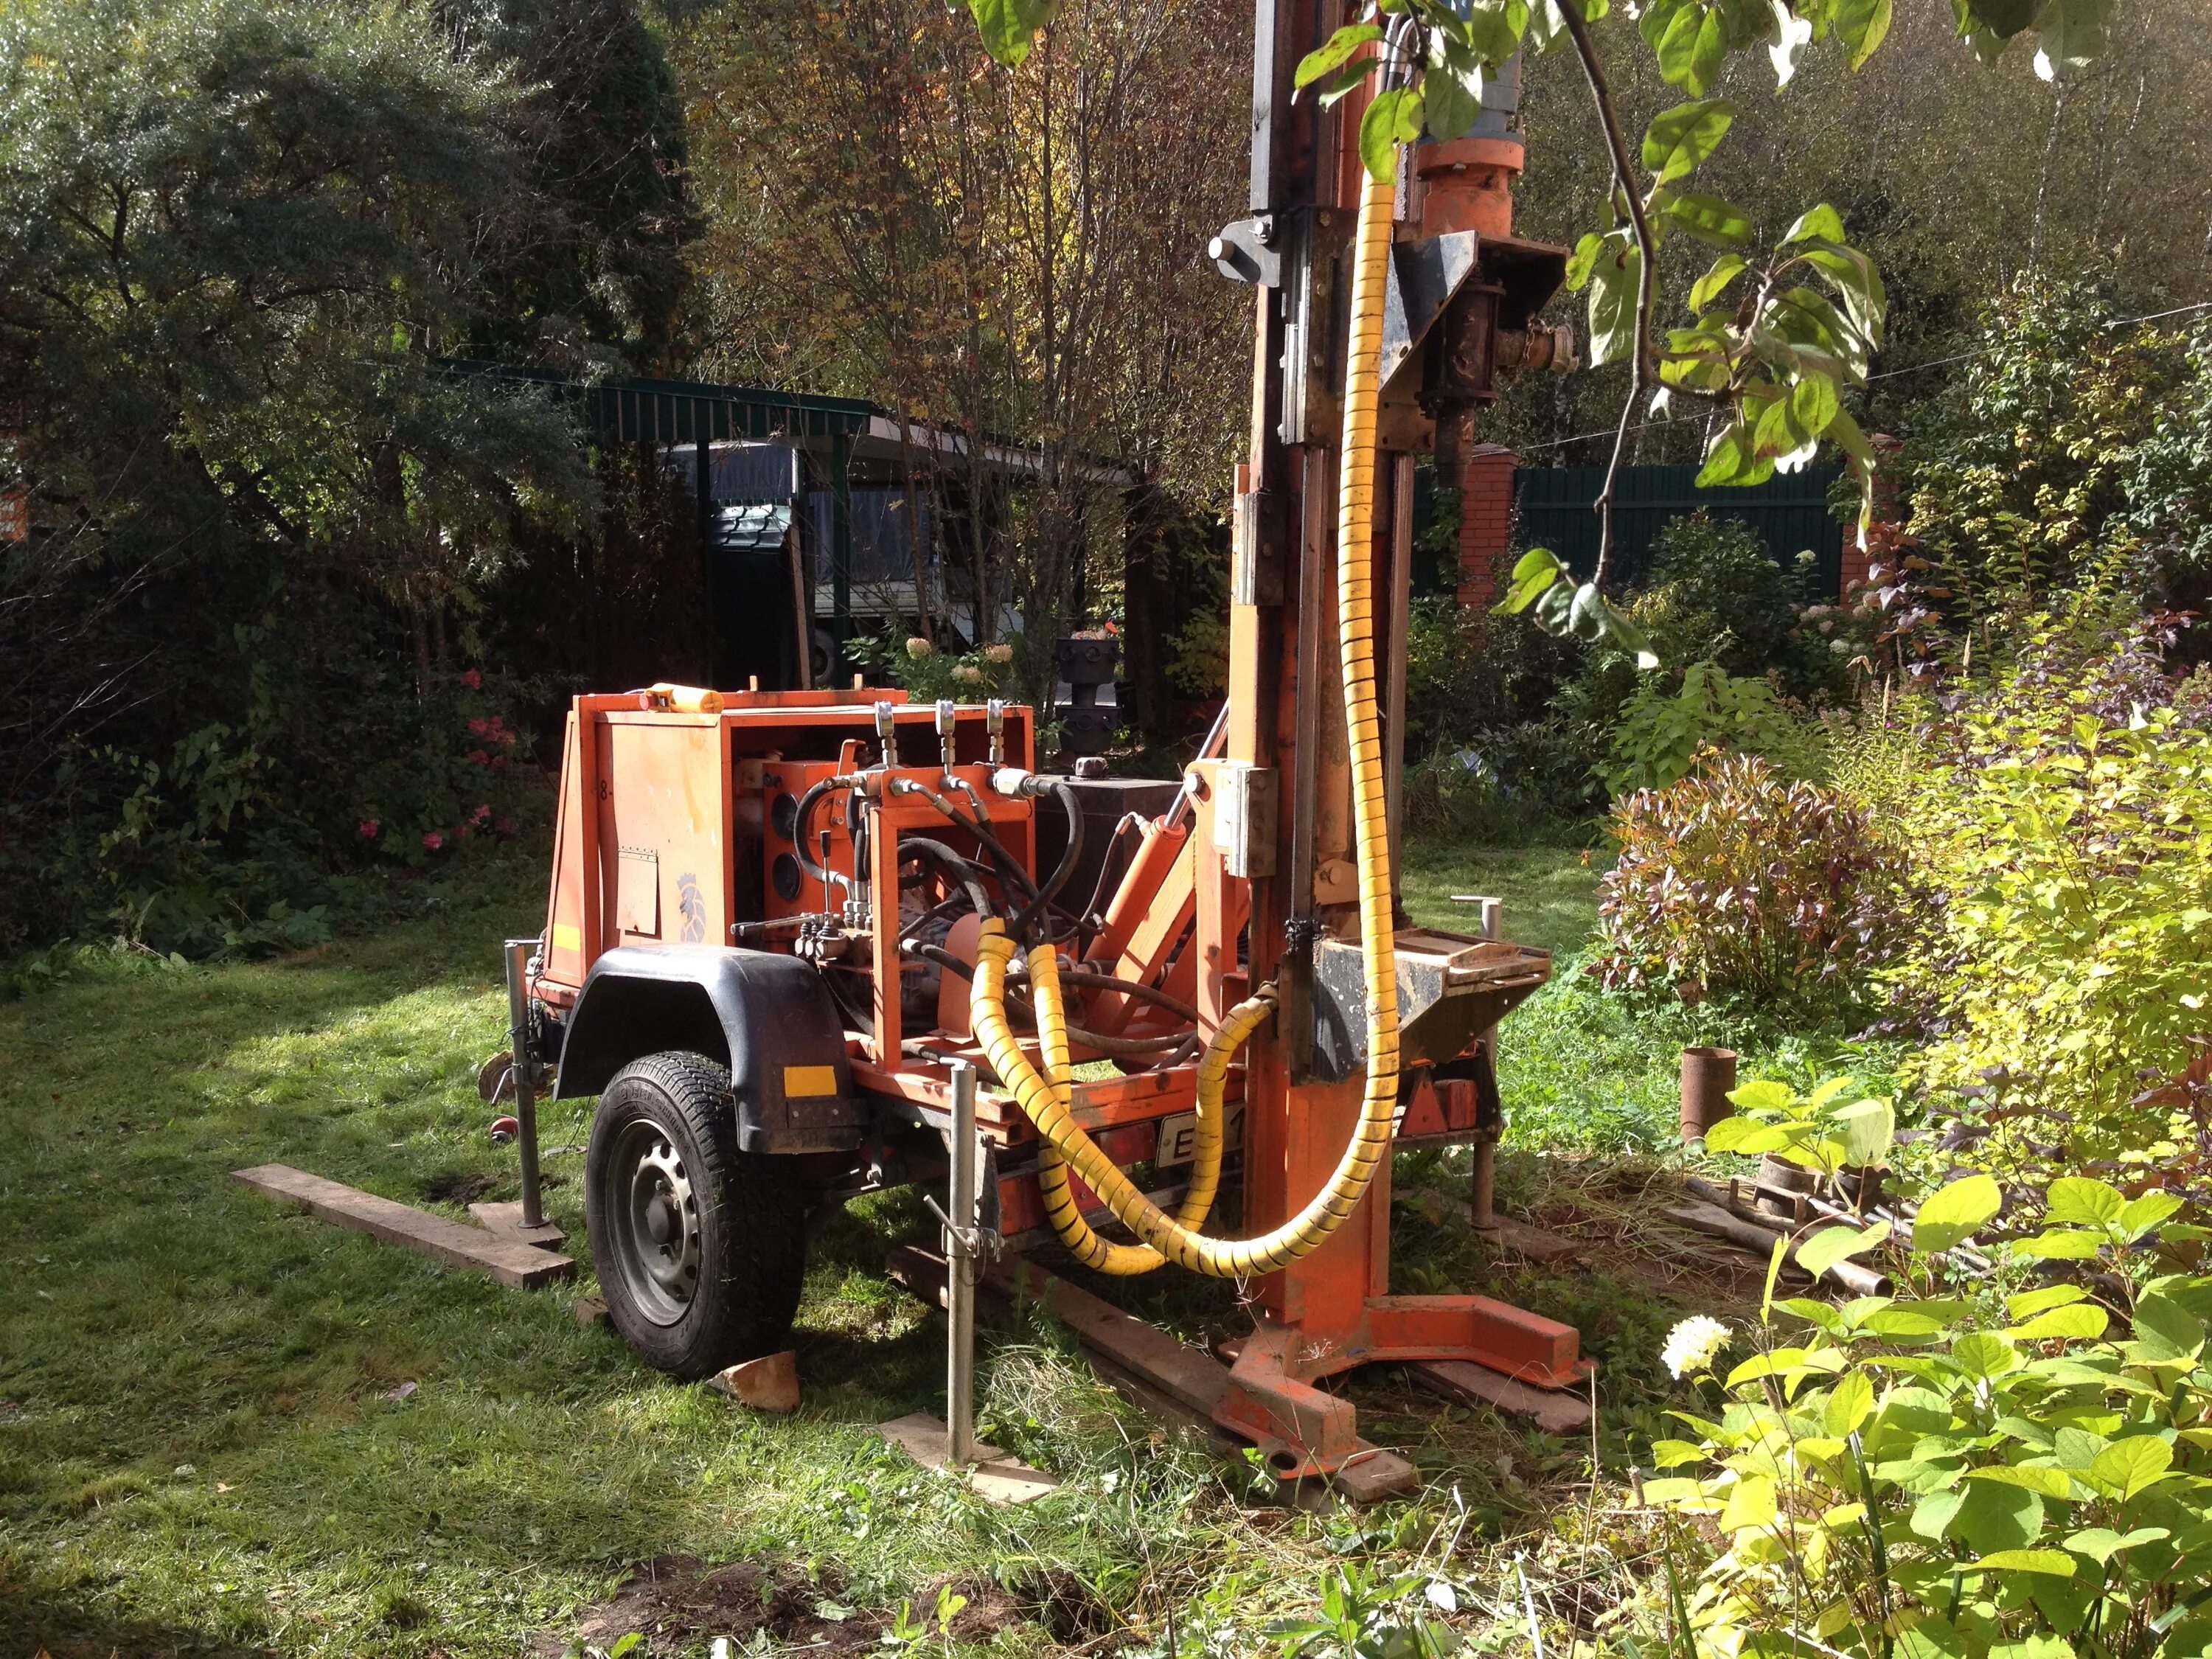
[543,1557,1029,1658]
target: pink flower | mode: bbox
[467,717,490,737]
[422,831,443,852]
[494,815,518,837]
[459,669,482,690]
[490,755,509,771]
[471,803,491,824]
[358,819,379,838]
[467,748,490,766]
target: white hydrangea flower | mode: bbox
[1663,1315,1731,1379]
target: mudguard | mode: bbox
[552,945,867,1155]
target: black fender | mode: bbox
[553,946,867,1155]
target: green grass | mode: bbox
[0,835,1823,1658]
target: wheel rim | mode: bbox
[605,1116,703,1326]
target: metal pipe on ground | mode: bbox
[1668,1184,1893,1297]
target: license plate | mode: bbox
[1153,1101,1245,1167]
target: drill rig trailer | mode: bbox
[518,678,1578,1480]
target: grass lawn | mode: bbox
[0,835,1843,1657]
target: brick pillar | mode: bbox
[1455,444,1517,613]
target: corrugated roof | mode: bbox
[711,501,793,553]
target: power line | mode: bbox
[1509,297,2212,459]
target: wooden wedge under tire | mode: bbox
[585,1051,805,1379]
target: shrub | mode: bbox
[844,619,1017,704]
[1644,1169,2212,1659]
[1402,716,1601,840]
[1594,750,1911,1012]
[1557,512,1848,743]
[1602,662,1822,794]
[1887,617,2212,1161]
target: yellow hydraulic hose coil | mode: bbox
[967,151,1403,1279]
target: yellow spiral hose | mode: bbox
[966,153,1402,1279]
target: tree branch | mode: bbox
[1558,0,1657,594]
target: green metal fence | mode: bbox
[1514,462,1845,595]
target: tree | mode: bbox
[959,0,2168,661]
[0,0,595,950]
[675,0,1250,677]
[444,0,703,373]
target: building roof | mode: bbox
[710,501,794,554]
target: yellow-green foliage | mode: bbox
[1878,652,2212,1156]
[1646,1172,2212,1659]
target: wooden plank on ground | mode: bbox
[1409,1359,1593,1435]
[234,1164,577,1290]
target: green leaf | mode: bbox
[1652,2,1728,95]
[1424,38,1484,139]
[1798,1221,1892,1278]
[1689,253,1747,313]
[1495,549,1565,615]
[2126,1292,2206,1365]
[2006,1304,2109,1343]
[2020,1228,2103,1260]
[1912,1486,1969,1540]
[1358,86,1425,184]
[1823,1371,1874,1437]
[967,0,1062,66]
[1784,203,1848,245]
[2034,0,2112,80]
[1791,372,1841,444]
[1953,1479,2042,1554]
[2087,1436,2173,1502]
[1696,418,1759,487]
[1837,1094,1892,1168]
[1660,191,1754,246]
[608,1637,645,1659]
[1586,240,1643,366]
[1719,1473,1778,1531]
[1761,1232,1789,1320]
[2064,1526,2168,1565]
[1974,1550,2076,1576]
[1961,1464,2075,1499]
[1641,99,1737,184]
[2045,1177,2123,1226]
[2118,1191,2183,1239]
[1834,0,1893,66]
[1294,23,1382,90]
[2007,1284,2088,1319]
[1949,1330,2020,1379]
[1597,597,1661,669]
[1914,1174,2001,1253]
[1462,0,1531,63]
[1961,0,2041,37]
[1728,1079,1795,1112]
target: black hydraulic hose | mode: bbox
[897,837,995,919]
[1012,779,1084,940]
[1056,964,1202,1025]
[791,776,843,892]
[905,942,1194,1056]
[894,779,1037,905]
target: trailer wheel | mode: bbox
[585,1051,805,1378]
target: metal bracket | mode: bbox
[1378,231,1481,397]
[1209,214,1281,286]
[1211,762,1279,880]
[1231,487,1286,605]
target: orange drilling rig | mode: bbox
[501,10,1585,1490]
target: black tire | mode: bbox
[584,1051,805,1378]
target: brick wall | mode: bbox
[1455,444,1517,613]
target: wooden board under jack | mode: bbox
[876,1411,1061,1505]
[892,1247,1418,1503]
[233,1164,576,1290]
[1408,1359,1593,1434]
